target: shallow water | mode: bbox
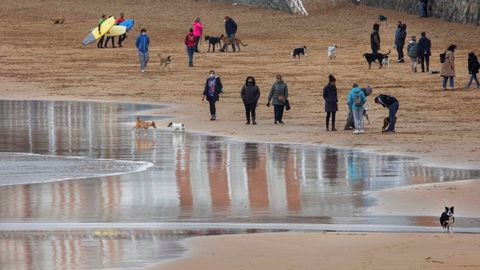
[0,100,479,269]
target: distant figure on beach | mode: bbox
[193,18,203,53]
[185,28,196,67]
[441,44,457,90]
[267,74,288,124]
[466,52,480,89]
[323,74,338,131]
[116,12,127,47]
[241,76,260,125]
[407,36,418,72]
[370,23,380,54]
[203,70,223,121]
[135,28,150,73]
[418,32,431,72]
[375,94,399,133]
[221,16,237,52]
[394,21,407,63]
[419,0,428,17]
[347,83,366,134]
[104,15,116,48]
[97,14,107,48]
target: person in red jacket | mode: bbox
[185,28,196,67]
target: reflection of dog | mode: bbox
[158,54,173,69]
[363,50,391,69]
[328,44,337,60]
[382,116,397,132]
[219,35,248,52]
[133,117,156,134]
[204,35,222,52]
[51,16,65,24]
[292,46,307,59]
[440,206,455,233]
[168,122,185,132]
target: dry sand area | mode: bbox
[1,0,480,268]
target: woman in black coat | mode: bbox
[323,74,338,131]
[466,52,480,89]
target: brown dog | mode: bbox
[51,16,65,24]
[158,54,173,69]
[382,116,397,132]
[133,117,156,134]
[219,34,248,52]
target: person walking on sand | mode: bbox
[116,12,127,47]
[193,18,203,53]
[375,94,399,133]
[136,28,150,73]
[347,83,366,134]
[418,31,431,72]
[370,23,380,54]
[241,76,260,125]
[323,74,338,131]
[267,74,288,124]
[466,52,480,89]
[394,22,407,63]
[407,36,418,72]
[203,70,223,121]
[441,44,457,90]
[97,14,107,48]
[185,28,196,67]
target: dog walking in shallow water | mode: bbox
[133,116,156,135]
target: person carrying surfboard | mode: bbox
[97,15,107,48]
[116,12,127,47]
[136,28,150,73]
[104,15,117,48]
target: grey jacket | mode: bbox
[267,81,288,106]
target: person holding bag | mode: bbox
[267,74,288,124]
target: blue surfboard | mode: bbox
[119,19,134,32]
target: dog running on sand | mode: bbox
[51,16,65,24]
[440,206,455,233]
[133,117,156,134]
[158,54,173,69]
[292,46,307,59]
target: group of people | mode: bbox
[97,13,128,48]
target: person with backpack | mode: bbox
[374,94,399,133]
[407,36,419,72]
[192,18,203,53]
[185,28,196,67]
[370,23,381,54]
[394,22,407,63]
[241,76,260,125]
[323,74,338,131]
[202,70,223,121]
[135,28,150,73]
[441,44,457,90]
[347,83,367,134]
[267,74,288,124]
[466,52,480,89]
[417,32,431,72]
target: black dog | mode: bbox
[204,35,222,52]
[377,15,388,21]
[440,206,455,233]
[363,50,391,69]
[292,46,307,59]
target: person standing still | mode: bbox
[185,28,196,67]
[370,23,380,54]
[203,70,223,121]
[394,22,407,63]
[241,76,260,125]
[193,18,203,53]
[407,36,418,72]
[417,32,431,72]
[347,83,366,134]
[224,16,237,52]
[323,74,338,131]
[267,74,288,124]
[135,28,150,73]
[441,44,457,90]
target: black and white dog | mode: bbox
[440,206,455,233]
[204,35,222,52]
[292,46,307,59]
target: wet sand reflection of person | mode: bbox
[323,148,339,180]
[243,142,260,169]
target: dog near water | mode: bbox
[204,35,222,52]
[440,206,455,233]
[158,54,173,69]
[168,122,185,132]
[133,117,156,134]
[51,15,65,24]
[363,50,391,69]
[328,44,337,60]
[292,46,307,59]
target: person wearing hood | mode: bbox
[375,94,399,133]
[394,22,407,63]
[203,70,223,121]
[135,28,150,73]
[241,76,260,125]
[466,52,480,89]
[267,74,288,124]
[323,74,338,131]
[192,17,203,53]
[347,83,367,134]
[407,36,419,72]
[441,44,457,90]
[370,23,381,54]
[417,31,431,72]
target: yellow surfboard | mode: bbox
[105,25,127,37]
[82,16,116,46]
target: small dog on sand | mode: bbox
[382,55,390,68]
[328,44,337,60]
[292,46,307,59]
[158,54,173,69]
[440,206,455,233]
[168,122,185,132]
[133,117,156,134]
[51,16,65,24]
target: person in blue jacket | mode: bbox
[136,28,150,73]
[221,16,237,52]
[347,83,367,134]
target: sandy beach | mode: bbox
[1,0,480,268]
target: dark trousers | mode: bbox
[326,111,336,129]
[467,73,480,87]
[118,34,126,46]
[97,36,105,48]
[274,105,284,122]
[396,45,404,60]
[104,36,115,47]
[208,100,216,116]
[388,102,399,131]
[194,36,200,52]
[420,55,430,72]
[187,47,195,66]
[244,103,257,122]
[372,48,378,54]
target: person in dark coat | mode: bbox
[224,16,238,52]
[394,22,407,63]
[323,74,338,131]
[202,70,223,121]
[375,94,399,133]
[417,31,431,72]
[267,74,288,124]
[370,23,380,54]
[241,76,260,125]
[466,52,480,89]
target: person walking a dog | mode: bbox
[267,74,288,124]
[441,44,457,90]
[203,70,223,121]
[417,32,431,72]
[466,52,480,89]
[185,28,196,67]
[193,18,203,53]
[370,23,381,54]
[394,22,407,63]
[347,83,366,134]
[241,76,260,125]
[407,36,418,72]
[135,28,150,73]
[323,74,338,131]
[224,16,238,52]
[375,94,399,133]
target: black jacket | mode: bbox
[203,76,223,102]
[376,94,398,108]
[394,24,407,48]
[225,19,237,36]
[241,81,260,105]
[370,24,380,51]
[417,36,431,56]
[468,53,480,74]
[323,83,338,112]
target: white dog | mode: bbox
[328,44,337,60]
[382,56,390,68]
[168,122,185,132]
